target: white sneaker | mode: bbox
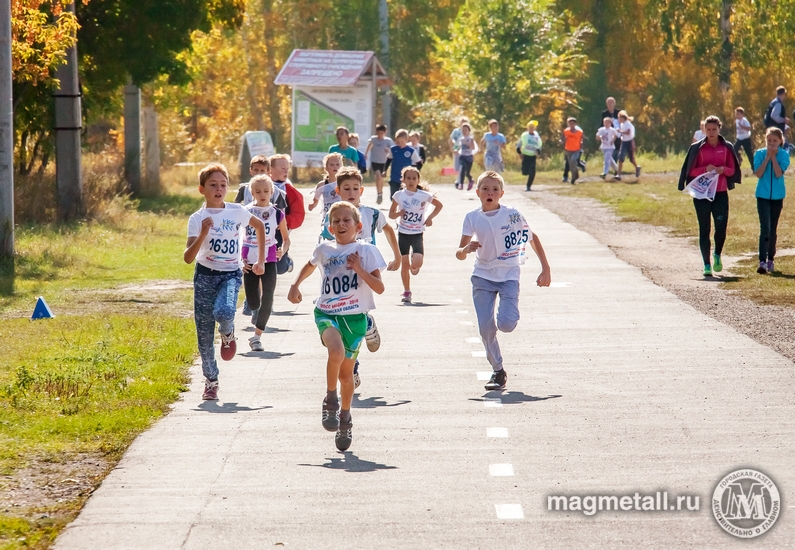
[364,313,380,352]
[354,372,361,389]
[248,336,264,352]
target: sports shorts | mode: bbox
[371,162,387,175]
[314,308,367,359]
[398,231,424,256]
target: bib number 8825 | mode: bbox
[504,229,529,249]
[323,274,359,295]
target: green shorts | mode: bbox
[313,308,367,359]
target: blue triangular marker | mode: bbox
[31,297,55,320]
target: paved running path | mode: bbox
[56,187,794,549]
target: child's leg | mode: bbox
[401,255,411,291]
[526,156,536,187]
[602,150,611,175]
[408,233,425,275]
[213,271,242,337]
[339,357,356,411]
[410,253,424,276]
[471,276,503,371]
[253,263,277,336]
[321,327,346,392]
[769,199,784,261]
[194,272,221,380]
[375,169,383,195]
[495,280,520,333]
[243,269,261,313]
[389,180,401,199]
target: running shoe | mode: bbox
[767,260,775,273]
[599,173,606,179]
[484,369,507,391]
[248,336,264,352]
[712,253,723,273]
[202,380,218,401]
[287,257,294,272]
[322,395,340,432]
[635,166,642,177]
[354,372,361,389]
[615,175,622,181]
[242,302,251,316]
[220,331,237,361]
[365,313,381,352]
[335,415,353,451]
[757,261,768,274]
[562,177,568,183]
[401,291,412,303]
[467,180,474,191]
[703,264,712,277]
[376,193,383,205]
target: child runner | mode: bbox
[734,107,754,167]
[235,155,270,205]
[563,117,584,184]
[692,120,706,143]
[457,123,478,190]
[365,124,394,205]
[409,131,427,171]
[596,117,620,179]
[480,119,507,173]
[288,201,387,451]
[308,152,343,223]
[348,133,368,174]
[242,175,290,351]
[184,164,267,401]
[753,127,790,274]
[617,110,641,180]
[517,120,542,191]
[329,126,361,167]
[385,129,417,199]
[269,154,305,274]
[332,167,401,389]
[456,171,551,390]
[389,166,444,303]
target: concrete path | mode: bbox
[55,187,794,549]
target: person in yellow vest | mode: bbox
[516,121,542,191]
[563,117,584,184]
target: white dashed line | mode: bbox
[455,310,469,314]
[471,350,487,358]
[489,464,515,477]
[487,427,509,438]
[476,371,491,381]
[451,298,464,303]
[466,337,481,344]
[549,282,572,288]
[483,398,502,408]
[459,321,473,326]
[494,504,524,519]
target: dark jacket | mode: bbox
[678,135,742,191]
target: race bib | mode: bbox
[244,205,277,249]
[684,171,719,201]
[491,208,531,266]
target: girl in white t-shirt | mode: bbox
[389,166,444,303]
[617,110,641,180]
[596,117,620,178]
[308,152,342,214]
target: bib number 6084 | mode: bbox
[504,229,529,249]
[323,274,359,295]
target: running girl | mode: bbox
[288,201,387,451]
[308,152,342,215]
[389,166,443,303]
[616,110,641,180]
[242,175,290,351]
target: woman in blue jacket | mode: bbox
[753,127,790,274]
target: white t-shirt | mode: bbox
[735,117,751,140]
[314,181,340,219]
[392,189,434,235]
[693,129,706,142]
[358,205,387,244]
[243,204,277,249]
[596,127,620,150]
[619,120,635,141]
[187,203,251,271]
[310,241,387,315]
[462,205,533,283]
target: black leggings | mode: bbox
[693,191,729,265]
[734,138,754,167]
[243,262,277,331]
[522,155,537,189]
[757,198,784,262]
[458,155,473,185]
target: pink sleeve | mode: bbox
[688,150,706,178]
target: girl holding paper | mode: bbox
[677,116,742,277]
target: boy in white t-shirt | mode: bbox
[288,201,387,451]
[596,117,620,178]
[734,107,754,167]
[184,164,267,401]
[456,171,551,391]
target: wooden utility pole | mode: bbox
[124,84,142,193]
[0,0,13,256]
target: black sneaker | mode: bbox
[322,396,340,432]
[484,369,507,390]
[336,416,353,451]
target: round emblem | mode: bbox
[712,468,780,539]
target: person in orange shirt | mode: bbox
[563,117,584,184]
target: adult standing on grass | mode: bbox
[677,116,741,277]
[764,86,789,134]
[753,127,790,274]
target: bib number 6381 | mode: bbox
[504,229,529,249]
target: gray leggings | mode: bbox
[472,276,520,371]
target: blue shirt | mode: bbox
[483,133,506,159]
[329,144,360,166]
[389,145,415,182]
[754,147,790,200]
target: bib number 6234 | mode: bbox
[504,229,529,249]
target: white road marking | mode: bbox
[549,282,572,288]
[494,504,524,519]
[459,321,473,326]
[483,398,502,408]
[466,337,481,344]
[477,371,492,381]
[471,350,487,358]
[456,310,469,314]
[452,298,464,303]
[489,464,514,477]
[487,427,509,438]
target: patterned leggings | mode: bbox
[194,268,242,380]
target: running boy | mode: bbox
[596,117,620,179]
[329,126,361,167]
[235,155,270,205]
[457,123,478,190]
[389,166,443,303]
[269,154,305,273]
[348,133,367,174]
[184,164,267,401]
[409,131,427,171]
[242,175,290,351]
[308,152,343,222]
[617,110,641,180]
[456,171,551,390]
[563,117,584,184]
[481,119,507,172]
[365,124,394,205]
[288,201,387,451]
[386,129,417,199]
[517,120,542,190]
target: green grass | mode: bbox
[0,193,200,549]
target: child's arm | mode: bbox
[456,234,480,261]
[529,234,551,287]
[388,198,401,219]
[249,216,266,275]
[381,224,401,271]
[184,218,213,264]
[234,186,246,204]
[364,142,373,160]
[276,218,290,259]
[287,261,317,304]
[347,253,384,294]
[424,197,444,227]
[472,140,479,155]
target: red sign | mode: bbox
[275,50,375,87]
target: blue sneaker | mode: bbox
[242,301,251,316]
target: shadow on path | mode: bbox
[193,402,273,413]
[271,310,306,316]
[405,302,444,307]
[298,452,398,473]
[470,391,562,405]
[238,351,295,360]
[352,395,411,409]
